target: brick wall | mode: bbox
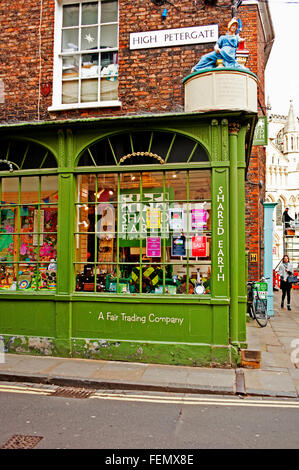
[0,0,265,122]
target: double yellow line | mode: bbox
[91,392,299,409]
[1,384,299,409]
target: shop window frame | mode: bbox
[74,166,212,297]
[0,140,58,295]
[49,0,121,112]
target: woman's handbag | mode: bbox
[287,274,298,284]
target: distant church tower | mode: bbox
[266,100,299,268]
[283,100,299,172]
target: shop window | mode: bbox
[50,0,119,110]
[77,131,209,167]
[0,140,58,292]
[75,169,211,295]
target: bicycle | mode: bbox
[247,278,268,327]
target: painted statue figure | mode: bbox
[191,17,246,72]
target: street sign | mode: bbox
[253,116,268,146]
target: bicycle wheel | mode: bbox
[253,297,268,327]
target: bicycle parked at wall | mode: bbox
[247,278,268,327]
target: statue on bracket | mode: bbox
[191,17,247,72]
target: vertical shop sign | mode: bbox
[216,186,225,282]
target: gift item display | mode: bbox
[0,175,58,291]
[75,170,212,295]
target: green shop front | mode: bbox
[0,109,257,366]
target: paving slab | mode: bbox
[243,369,297,398]
[186,368,236,393]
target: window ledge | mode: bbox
[48,101,122,112]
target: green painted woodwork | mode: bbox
[0,111,257,366]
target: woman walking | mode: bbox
[279,255,294,310]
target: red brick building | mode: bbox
[0,0,274,279]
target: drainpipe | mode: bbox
[263,201,277,317]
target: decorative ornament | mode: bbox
[41,82,52,97]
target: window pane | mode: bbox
[62,80,79,104]
[165,171,187,201]
[0,232,15,262]
[82,2,98,25]
[81,53,99,78]
[63,5,79,27]
[1,178,19,204]
[77,175,96,202]
[189,264,211,295]
[81,26,98,50]
[101,0,118,23]
[39,234,57,262]
[81,79,98,102]
[41,176,58,202]
[62,29,79,52]
[100,24,117,48]
[63,55,79,79]
[21,177,39,204]
[101,52,118,76]
[42,206,58,234]
[190,203,211,232]
[189,170,211,200]
[100,77,118,101]
[0,264,15,290]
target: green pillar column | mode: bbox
[55,129,75,356]
[229,122,241,345]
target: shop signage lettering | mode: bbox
[130,24,218,50]
[96,311,184,326]
[119,190,170,241]
[217,186,225,282]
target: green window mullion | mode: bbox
[107,138,118,165]
[116,173,120,293]
[139,172,143,294]
[94,176,98,293]
[148,132,154,153]
[20,144,30,170]
[39,150,49,169]
[129,134,134,154]
[87,148,97,167]
[164,134,176,163]
[186,142,199,163]
[162,171,166,294]
[186,171,190,295]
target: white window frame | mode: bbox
[49,0,121,111]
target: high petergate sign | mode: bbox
[130,24,218,50]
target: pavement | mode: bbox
[0,290,299,398]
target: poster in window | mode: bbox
[147,208,161,229]
[171,235,186,257]
[191,208,207,230]
[146,237,161,257]
[169,208,184,231]
[191,235,207,257]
